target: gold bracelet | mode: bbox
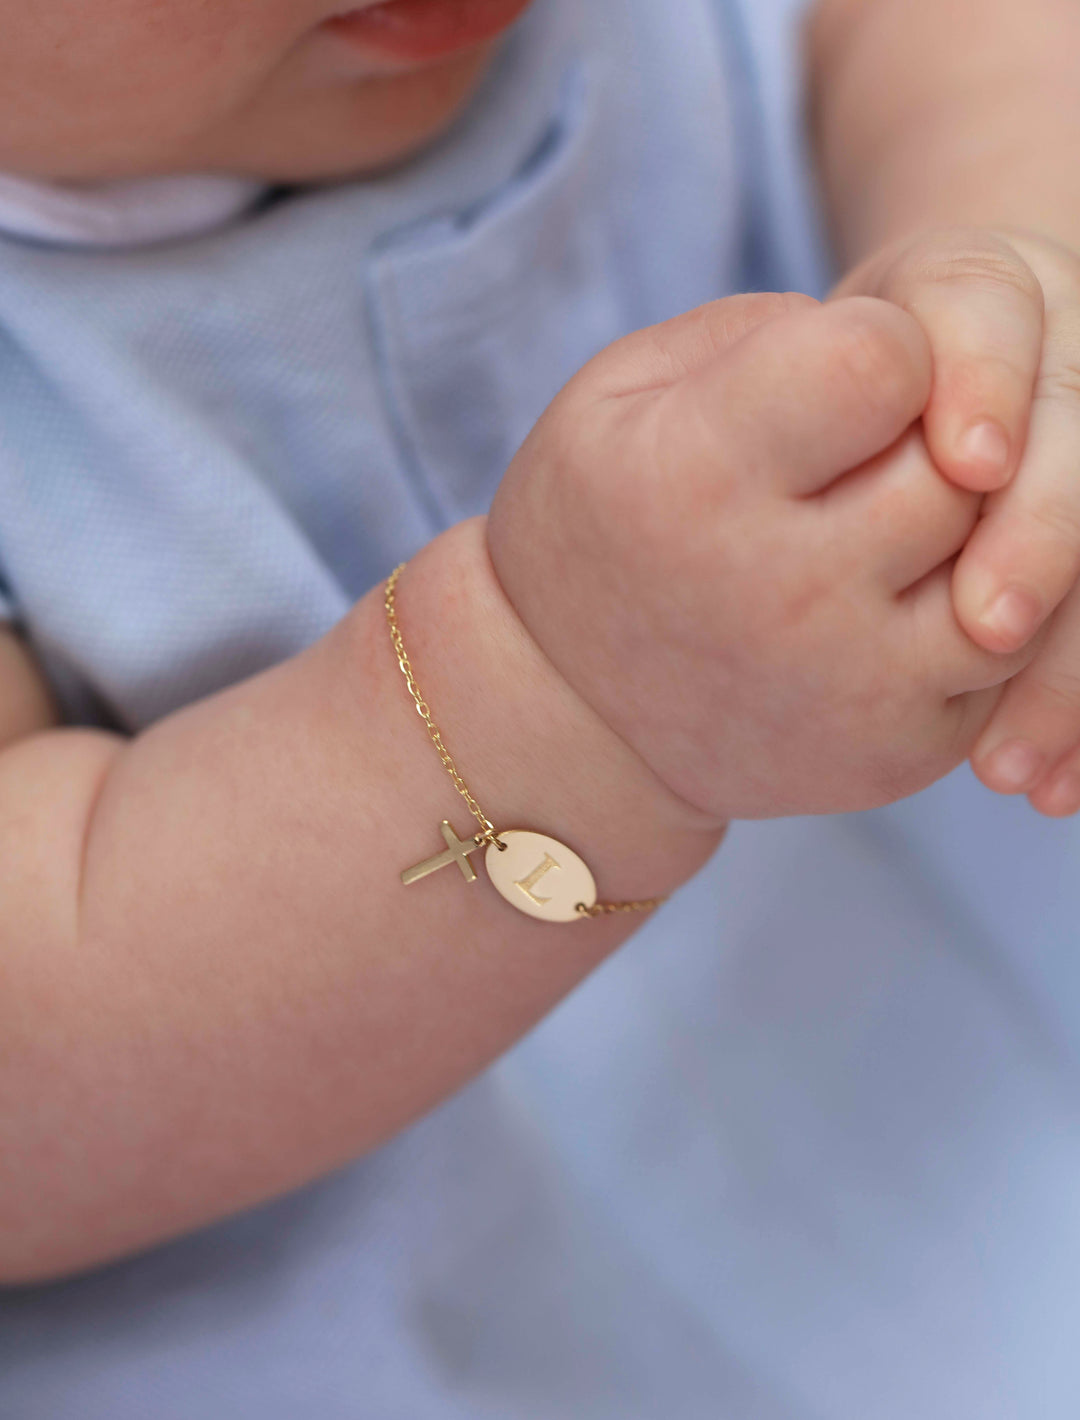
[384,561,669,924]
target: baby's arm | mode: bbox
[1,291,1015,1284]
[810,0,1080,266]
[0,517,722,1284]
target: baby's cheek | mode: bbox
[0,0,299,176]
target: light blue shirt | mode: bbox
[4,3,1080,1417]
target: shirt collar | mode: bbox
[0,171,266,249]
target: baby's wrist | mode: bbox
[376,516,726,915]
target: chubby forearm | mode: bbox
[0,515,723,1283]
[808,0,1080,265]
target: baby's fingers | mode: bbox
[834,229,1044,491]
[952,299,1080,653]
[971,579,1080,814]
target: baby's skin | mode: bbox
[0,288,1033,1281]
[489,291,1031,822]
[2,0,1079,814]
[5,0,1080,1280]
[832,226,1080,815]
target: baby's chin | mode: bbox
[115,45,494,188]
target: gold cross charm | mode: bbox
[401,820,485,887]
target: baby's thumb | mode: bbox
[576,291,819,400]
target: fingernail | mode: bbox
[981,739,1046,793]
[959,420,1011,482]
[1041,771,1080,818]
[978,585,1044,649]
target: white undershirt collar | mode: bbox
[0,171,267,249]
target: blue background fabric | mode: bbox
[4,2,1080,1417]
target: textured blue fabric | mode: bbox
[5,3,1080,1418]
[0,0,757,732]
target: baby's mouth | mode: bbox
[324,0,534,64]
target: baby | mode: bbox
[3,0,1080,1411]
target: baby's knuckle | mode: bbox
[693,290,819,358]
[1023,491,1080,548]
[722,290,812,325]
[1036,352,1080,409]
[908,233,1041,303]
[827,307,923,417]
[1008,234,1080,302]
[1029,664,1080,714]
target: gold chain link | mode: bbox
[384,562,505,852]
[384,561,668,920]
[574,896,670,919]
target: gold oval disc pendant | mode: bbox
[485,830,597,923]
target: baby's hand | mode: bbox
[836,228,1080,814]
[486,293,1030,823]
